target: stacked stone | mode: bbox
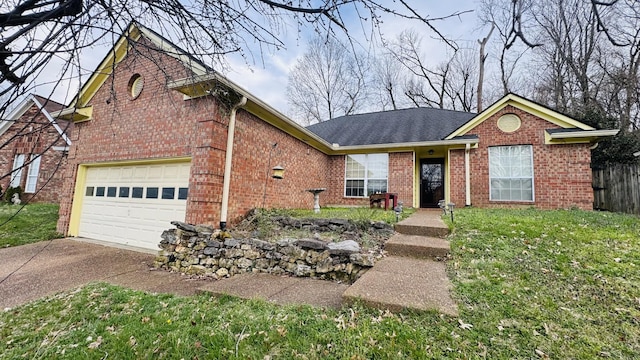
[154,219,390,283]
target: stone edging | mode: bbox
[154,218,393,283]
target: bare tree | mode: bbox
[287,36,369,124]
[389,30,477,111]
[371,51,407,111]
[477,23,494,111]
[0,1,472,107]
[478,0,531,98]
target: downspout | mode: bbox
[220,96,248,230]
[465,143,471,206]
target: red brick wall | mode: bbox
[226,111,331,223]
[449,105,593,210]
[323,151,414,208]
[388,152,414,207]
[0,104,70,203]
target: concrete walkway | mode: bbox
[1,210,457,315]
[0,239,208,309]
[343,209,458,315]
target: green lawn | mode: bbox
[264,206,415,223]
[1,208,638,359]
[0,203,61,247]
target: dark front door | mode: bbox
[420,158,444,208]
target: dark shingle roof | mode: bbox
[306,107,476,146]
[33,95,65,113]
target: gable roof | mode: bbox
[446,93,595,139]
[1,95,71,146]
[306,108,476,146]
[56,22,210,121]
[304,93,617,148]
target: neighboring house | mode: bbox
[0,95,71,203]
[54,23,617,251]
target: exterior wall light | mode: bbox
[272,165,284,179]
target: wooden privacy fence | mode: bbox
[593,164,640,215]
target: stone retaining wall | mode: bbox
[154,218,394,283]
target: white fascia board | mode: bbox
[0,96,35,136]
[547,129,619,139]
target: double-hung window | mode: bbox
[489,145,534,201]
[344,154,388,197]
[10,154,26,188]
[25,154,41,193]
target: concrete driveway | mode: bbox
[0,238,208,309]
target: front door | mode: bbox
[420,158,444,208]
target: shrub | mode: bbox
[4,186,23,204]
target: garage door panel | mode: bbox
[79,161,190,250]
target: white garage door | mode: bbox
[79,161,191,250]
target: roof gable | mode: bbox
[0,95,71,145]
[446,93,595,139]
[70,22,210,109]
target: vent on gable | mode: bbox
[497,114,521,133]
[128,74,144,99]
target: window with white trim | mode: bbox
[10,154,25,188]
[344,154,388,197]
[489,145,534,201]
[25,154,41,193]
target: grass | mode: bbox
[1,208,639,359]
[0,203,61,248]
[234,207,415,249]
[284,206,415,223]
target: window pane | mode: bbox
[96,187,105,197]
[132,187,144,198]
[346,155,366,178]
[162,187,175,199]
[85,187,94,196]
[119,187,130,198]
[25,155,41,193]
[146,187,159,199]
[107,187,117,197]
[345,180,364,197]
[178,187,188,200]
[367,180,387,195]
[10,154,25,188]
[344,154,388,197]
[489,146,534,202]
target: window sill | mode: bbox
[489,200,535,204]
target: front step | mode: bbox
[394,213,450,238]
[385,234,450,259]
[342,256,458,316]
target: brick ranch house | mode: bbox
[53,24,617,250]
[0,94,72,203]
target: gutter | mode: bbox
[219,96,248,230]
[330,138,479,152]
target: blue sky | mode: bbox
[32,1,479,116]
